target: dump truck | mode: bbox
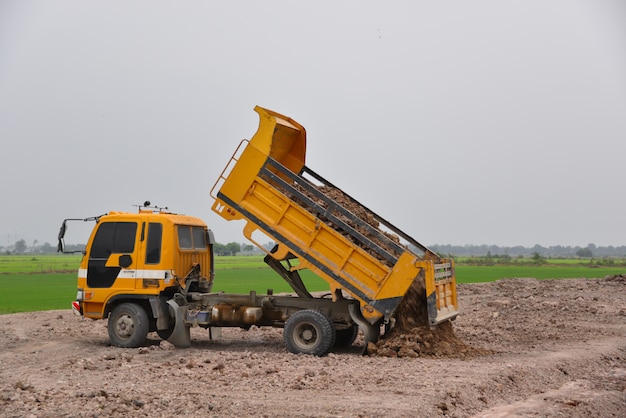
[58,106,458,356]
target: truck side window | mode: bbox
[178,226,192,249]
[146,223,162,264]
[192,226,207,249]
[178,226,207,250]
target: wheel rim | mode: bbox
[115,313,135,339]
[293,323,319,349]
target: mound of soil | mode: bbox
[604,273,626,283]
[393,271,429,330]
[367,271,484,359]
[368,321,489,359]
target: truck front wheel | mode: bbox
[108,303,149,348]
[284,310,335,356]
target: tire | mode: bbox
[108,303,149,348]
[334,325,359,348]
[284,310,335,356]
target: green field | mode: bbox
[454,265,625,283]
[1,254,624,314]
[0,254,82,274]
[0,255,330,314]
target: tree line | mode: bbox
[428,243,626,258]
[1,239,262,256]
[3,238,624,259]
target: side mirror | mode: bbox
[119,254,132,268]
[56,215,104,254]
[57,220,67,253]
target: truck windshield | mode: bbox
[178,226,207,250]
[91,222,137,258]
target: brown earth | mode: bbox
[2,276,625,417]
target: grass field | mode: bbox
[1,254,624,314]
[0,254,82,274]
[454,265,625,283]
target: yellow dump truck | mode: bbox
[59,106,458,356]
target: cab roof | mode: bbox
[103,211,207,227]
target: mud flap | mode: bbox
[166,299,191,348]
[208,327,222,340]
[348,304,379,355]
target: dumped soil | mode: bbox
[368,271,484,360]
[2,275,625,417]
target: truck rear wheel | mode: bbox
[108,303,149,348]
[284,310,335,356]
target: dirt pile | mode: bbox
[367,270,484,358]
[367,321,489,359]
[393,271,429,330]
[604,273,626,283]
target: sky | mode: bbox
[1,0,625,249]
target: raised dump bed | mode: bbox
[211,106,458,328]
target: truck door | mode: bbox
[134,221,164,275]
[87,221,139,288]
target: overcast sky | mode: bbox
[1,0,625,249]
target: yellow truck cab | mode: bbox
[60,206,215,347]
